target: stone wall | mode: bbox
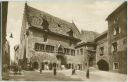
[26,28,83,69]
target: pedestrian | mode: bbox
[86,68,89,79]
[72,68,76,75]
[40,68,42,74]
[19,66,22,75]
[53,67,57,76]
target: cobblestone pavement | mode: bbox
[8,69,127,81]
[61,69,127,82]
[9,70,82,81]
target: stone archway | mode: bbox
[97,59,109,71]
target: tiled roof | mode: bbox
[25,3,80,39]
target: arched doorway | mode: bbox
[33,62,39,69]
[97,59,109,71]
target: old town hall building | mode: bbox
[19,3,85,70]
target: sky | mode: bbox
[6,0,125,61]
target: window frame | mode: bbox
[112,42,117,53]
[80,48,83,55]
[99,46,104,56]
[113,62,119,70]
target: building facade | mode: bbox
[20,3,83,70]
[18,2,127,74]
[95,31,109,71]
[95,1,127,74]
[106,1,127,74]
[75,42,96,70]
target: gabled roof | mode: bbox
[24,3,80,39]
[106,1,127,20]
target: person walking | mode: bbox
[40,68,42,74]
[86,68,89,79]
[18,66,22,75]
[53,67,57,76]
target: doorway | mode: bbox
[97,59,109,71]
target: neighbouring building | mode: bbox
[95,1,127,74]
[106,1,127,74]
[75,42,97,70]
[95,31,109,71]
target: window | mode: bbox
[100,47,104,56]
[43,33,47,42]
[113,26,120,35]
[46,45,54,52]
[35,43,39,51]
[34,43,45,51]
[80,48,83,55]
[71,49,75,56]
[113,17,121,35]
[51,46,54,52]
[114,17,118,24]
[113,62,119,70]
[112,42,117,52]
[40,44,45,51]
[77,50,79,55]
[64,48,70,55]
